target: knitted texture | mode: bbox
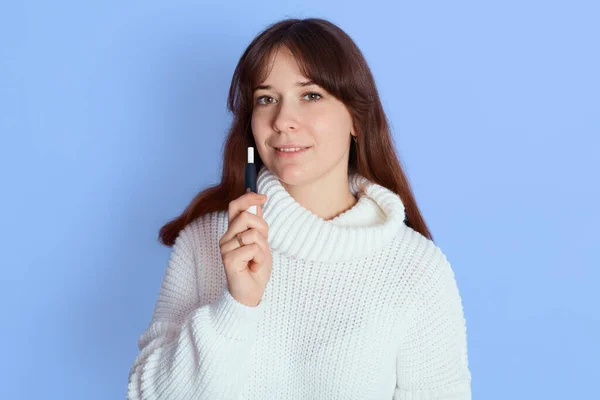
[127,166,472,399]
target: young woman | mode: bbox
[127,18,472,400]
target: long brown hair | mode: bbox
[159,18,432,247]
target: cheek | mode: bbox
[309,107,352,141]
[251,113,269,139]
[250,116,266,155]
[250,113,262,132]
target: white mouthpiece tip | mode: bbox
[247,147,254,163]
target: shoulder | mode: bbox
[173,210,229,260]
[389,224,460,311]
[394,223,451,273]
[182,210,229,244]
[166,211,230,301]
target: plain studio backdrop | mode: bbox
[1,1,598,399]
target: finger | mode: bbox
[220,233,242,254]
[249,243,266,271]
[220,228,267,254]
[222,210,268,245]
[228,192,266,224]
[229,243,265,270]
[220,229,250,254]
[248,227,269,256]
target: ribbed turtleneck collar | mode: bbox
[257,166,406,263]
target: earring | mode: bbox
[352,135,357,144]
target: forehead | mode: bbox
[259,47,306,83]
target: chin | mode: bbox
[269,163,314,186]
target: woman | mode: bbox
[127,18,472,400]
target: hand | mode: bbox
[218,191,272,307]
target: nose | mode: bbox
[272,98,299,133]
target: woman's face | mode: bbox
[251,47,355,187]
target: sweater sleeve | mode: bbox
[127,222,265,400]
[393,252,472,400]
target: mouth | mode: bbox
[273,146,311,157]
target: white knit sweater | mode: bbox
[127,166,472,400]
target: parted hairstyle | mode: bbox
[159,18,432,247]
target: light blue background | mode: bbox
[2,1,598,399]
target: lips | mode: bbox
[273,144,310,149]
[274,146,311,157]
[275,147,310,152]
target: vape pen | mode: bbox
[245,146,257,215]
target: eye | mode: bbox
[256,95,277,106]
[303,92,322,101]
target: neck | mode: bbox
[256,165,407,262]
[279,168,358,221]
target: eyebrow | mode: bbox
[253,80,316,91]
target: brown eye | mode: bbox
[303,92,322,101]
[256,96,276,105]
